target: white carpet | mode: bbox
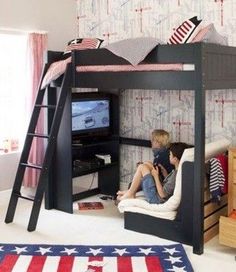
[0,190,235,271]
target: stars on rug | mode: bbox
[86,247,104,256]
[60,247,78,255]
[35,247,53,255]
[165,255,183,264]
[162,247,181,255]
[168,265,187,272]
[11,246,28,254]
[112,247,130,256]
[0,243,193,272]
[138,247,156,255]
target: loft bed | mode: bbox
[45,42,236,255]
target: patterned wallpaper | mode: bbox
[76,0,236,186]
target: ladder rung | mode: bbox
[35,104,56,109]
[20,163,43,170]
[14,192,35,202]
[27,133,50,139]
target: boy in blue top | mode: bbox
[151,129,174,181]
[117,129,174,201]
[117,141,189,204]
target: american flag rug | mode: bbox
[0,243,193,272]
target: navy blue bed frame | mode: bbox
[46,43,236,254]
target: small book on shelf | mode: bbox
[78,201,104,210]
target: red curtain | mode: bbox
[23,33,48,187]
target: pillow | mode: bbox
[41,57,72,89]
[168,16,202,44]
[64,38,103,55]
[191,23,228,45]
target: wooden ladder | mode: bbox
[5,64,71,231]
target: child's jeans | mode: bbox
[141,173,162,204]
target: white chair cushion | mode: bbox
[118,138,231,216]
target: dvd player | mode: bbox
[73,159,102,171]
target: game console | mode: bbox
[95,154,111,164]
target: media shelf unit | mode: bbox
[72,138,119,201]
[45,90,120,213]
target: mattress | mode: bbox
[41,56,194,90]
[76,63,195,72]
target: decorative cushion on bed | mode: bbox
[105,37,163,66]
[118,138,231,217]
[41,57,72,89]
[41,38,103,89]
[168,16,202,44]
[191,23,228,45]
[64,38,103,55]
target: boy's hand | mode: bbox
[151,165,159,177]
[158,164,168,178]
[136,161,143,167]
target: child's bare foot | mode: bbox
[114,198,120,206]
[115,194,125,205]
[116,190,127,196]
[119,192,135,201]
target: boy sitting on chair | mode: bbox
[117,129,173,199]
[118,129,173,199]
[139,129,174,181]
[117,142,189,204]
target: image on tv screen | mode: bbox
[72,100,110,132]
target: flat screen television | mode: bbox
[71,94,111,138]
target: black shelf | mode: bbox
[72,161,118,177]
[72,188,100,202]
[46,91,120,214]
[120,137,151,147]
[72,138,119,149]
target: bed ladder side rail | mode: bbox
[4,63,72,232]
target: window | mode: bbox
[0,33,28,154]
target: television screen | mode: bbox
[72,99,110,134]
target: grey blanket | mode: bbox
[105,37,163,66]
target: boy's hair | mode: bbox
[151,129,170,147]
[169,142,190,161]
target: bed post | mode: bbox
[45,51,62,209]
[192,43,206,254]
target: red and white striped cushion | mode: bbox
[168,16,202,44]
[64,38,103,55]
[41,57,72,89]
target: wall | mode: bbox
[0,152,20,191]
[0,0,77,50]
[77,0,236,186]
[0,1,76,191]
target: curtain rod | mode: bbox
[0,27,48,35]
